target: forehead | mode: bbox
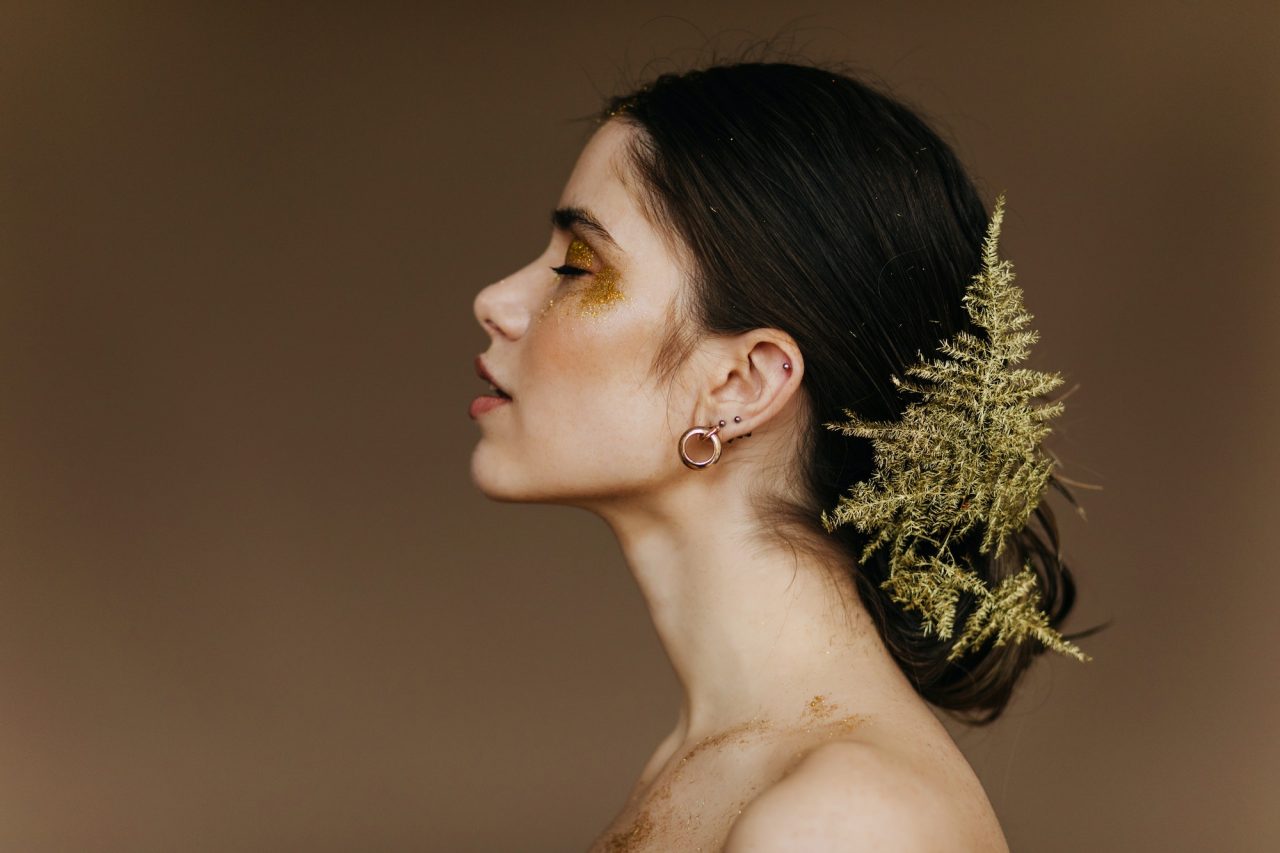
[558,121,672,269]
[560,119,635,206]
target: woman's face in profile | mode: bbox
[470,119,694,504]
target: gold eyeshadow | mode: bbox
[566,238,594,269]
[539,238,626,321]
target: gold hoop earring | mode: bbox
[679,424,723,470]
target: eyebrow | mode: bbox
[550,206,625,255]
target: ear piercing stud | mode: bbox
[709,417,748,446]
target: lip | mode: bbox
[475,355,513,399]
[469,394,511,419]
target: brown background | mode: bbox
[2,2,1277,851]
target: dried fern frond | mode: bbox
[820,193,1088,663]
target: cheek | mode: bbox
[515,313,680,489]
[531,281,638,385]
[531,303,606,374]
[526,309,661,432]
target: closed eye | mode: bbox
[550,264,590,277]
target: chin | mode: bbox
[470,446,596,508]
[469,444,511,498]
[468,443,534,503]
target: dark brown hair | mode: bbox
[600,60,1086,724]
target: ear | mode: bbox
[700,329,802,441]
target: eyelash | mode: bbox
[550,264,590,278]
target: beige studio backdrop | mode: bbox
[2,2,1277,851]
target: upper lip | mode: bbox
[475,355,513,398]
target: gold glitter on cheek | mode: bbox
[575,263,625,318]
[536,295,556,323]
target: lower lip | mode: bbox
[469,394,511,419]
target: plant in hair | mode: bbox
[820,193,1087,662]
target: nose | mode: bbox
[473,273,529,341]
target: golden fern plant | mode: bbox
[820,193,1087,662]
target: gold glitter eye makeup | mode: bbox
[548,238,594,280]
[575,263,625,316]
[543,236,627,318]
[565,238,595,269]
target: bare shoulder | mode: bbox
[722,738,1009,853]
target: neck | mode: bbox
[591,471,903,745]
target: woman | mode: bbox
[469,60,1085,852]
